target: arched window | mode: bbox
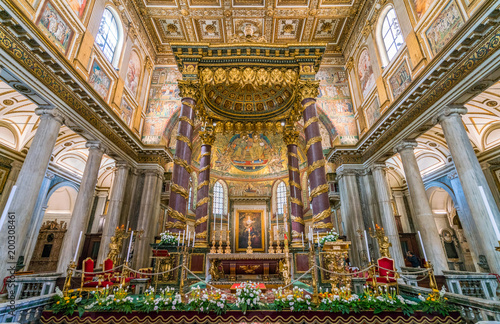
[95,8,119,64]
[212,181,224,216]
[276,181,287,215]
[381,8,404,63]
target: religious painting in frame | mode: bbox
[0,165,10,194]
[425,0,465,56]
[235,210,265,252]
[36,0,75,55]
[389,61,412,99]
[88,59,111,101]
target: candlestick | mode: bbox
[364,230,371,263]
[0,185,16,232]
[73,231,82,262]
[126,231,134,262]
[418,231,428,261]
[479,186,500,240]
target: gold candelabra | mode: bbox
[217,230,224,254]
[269,228,275,253]
[308,242,319,304]
[225,230,231,254]
[425,261,438,290]
[179,242,189,298]
[368,224,391,258]
[210,231,217,254]
[246,228,253,254]
[63,260,76,297]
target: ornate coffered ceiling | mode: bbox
[132,0,362,63]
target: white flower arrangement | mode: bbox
[186,286,229,315]
[159,231,179,245]
[319,230,339,246]
[235,282,264,313]
[272,287,312,311]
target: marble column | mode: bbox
[358,171,382,260]
[134,167,164,269]
[22,172,55,268]
[0,108,63,280]
[437,106,500,273]
[97,162,129,265]
[0,160,22,214]
[392,190,411,233]
[90,190,109,233]
[394,141,448,274]
[372,164,405,269]
[480,162,500,209]
[168,80,199,232]
[194,127,215,248]
[57,141,105,272]
[119,168,139,230]
[283,126,305,247]
[299,81,332,233]
[337,166,365,267]
[448,172,482,271]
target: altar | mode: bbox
[206,253,288,282]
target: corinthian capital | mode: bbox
[283,127,300,146]
[297,80,320,103]
[178,79,200,100]
[199,129,216,146]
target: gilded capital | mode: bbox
[297,80,320,103]
[178,79,200,100]
[283,127,300,146]
[199,129,216,146]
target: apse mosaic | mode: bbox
[316,66,358,145]
[142,67,182,144]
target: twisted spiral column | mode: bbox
[298,80,332,233]
[167,80,199,232]
[195,128,215,247]
[283,127,305,247]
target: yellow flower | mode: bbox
[68,289,74,293]
[64,297,70,300]
[71,296,76,299]
[66,301,69,304]
[56,301,60,305]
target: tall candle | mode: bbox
[364,230,371,263]
[126,221,130,231]
[187,230,191,246]
[220,214,223,232]
[177,231,181,246]
[73,231,83,262]
[0,185,16,232]
[193,231,196,247]
[417,231,427,261]
[301,232,304,247]
[479,186,500,240]
[182,230,185,245]
[126,231,134,262]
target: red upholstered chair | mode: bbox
[80,258,114,292]
[373,257,399,294]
